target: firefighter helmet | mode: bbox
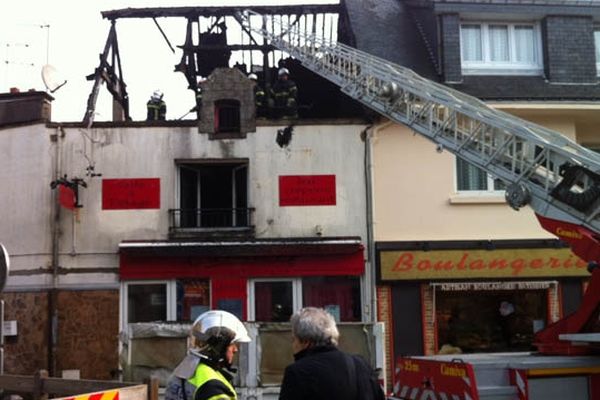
[151,89,163,101]
[189,310,250,365]
[190,310,251,346]
[248,73,258,81]
[278,67,290,77]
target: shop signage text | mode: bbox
[102,178,160,210]
[435,281,553,291]
[380,248,587,280]
[279,175,336,206]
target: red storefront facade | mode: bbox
[119,239,365,324]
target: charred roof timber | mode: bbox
[84,4,366,125]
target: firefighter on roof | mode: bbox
[270,68,298,119]
[248,73,266,118]
[147,89,166,121]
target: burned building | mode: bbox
[85,4,368,126]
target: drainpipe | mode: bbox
[364,120,395,323]
[49,126,63,376]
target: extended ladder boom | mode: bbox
[239,10,600,264]
[239,10,600,355]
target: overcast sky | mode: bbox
[0,0,336,122]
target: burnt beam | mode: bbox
[101,4,340,20]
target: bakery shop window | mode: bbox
[436,289,547,353]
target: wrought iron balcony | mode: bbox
[169,208,255,233]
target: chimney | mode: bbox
[0,90,53,126]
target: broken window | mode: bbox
[123,279,210,325]
[176,161,249,229]
[127,282,167,323]
[249,276,361,322]
[214,99,241,133]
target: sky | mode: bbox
[0,0,336,122]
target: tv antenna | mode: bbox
[41,64,67,93]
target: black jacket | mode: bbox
[279,345,385,400]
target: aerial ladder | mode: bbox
[238,10,600,358]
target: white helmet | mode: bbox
[151,89,163,101]
[191,310,251,346]
[248,73,258,81]
[278,67,289,77]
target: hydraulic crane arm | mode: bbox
[239,10,600,355]
[238,10,600,265]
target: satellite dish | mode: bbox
[41,64,67,93]
[0,244,10,293]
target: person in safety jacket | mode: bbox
[270,67,298,119]
[190,77,206,120]
[279,307,385,400]
[147,90,166,121]
[248,73,266,118]
[165,310,251,400]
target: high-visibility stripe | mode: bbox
[515,370,526,396]
[64,390,118,400]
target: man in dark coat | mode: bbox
[279,307,385,400]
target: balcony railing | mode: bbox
[169,208,255,231]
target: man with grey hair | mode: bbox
[279,307,385,400]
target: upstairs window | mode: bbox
[456,157,505,194]
[177,161,249,229]
[460,22,542,75]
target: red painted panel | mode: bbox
[102,178,160,210]
[279,175,336,206]
[59,185,76,210]
[212,277,247,320]
[120,252,364,280]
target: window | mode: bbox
[460,22,542,75]
[436,289,547,353]
[176,161,249,229]
[127,282,168,323]
[214,99,241,133]
[249,277,361,322]
[595,30,600,76]
[456,158,505,193]
[122,279,210,324]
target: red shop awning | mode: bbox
[119,237,365,280]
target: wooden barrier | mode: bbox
[0,371,159,400]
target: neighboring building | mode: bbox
[342,0,600,386]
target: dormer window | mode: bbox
[214,99,241,133]
[460,22,543,76]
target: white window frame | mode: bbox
[594,29,600,76]
[247,278,302,322]
[460,21,543,76]
[120,280,178,333]
[454,156,504,196]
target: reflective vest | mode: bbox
[165,362,237,400]
[189,363,237,400]
[147,99,166,121]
